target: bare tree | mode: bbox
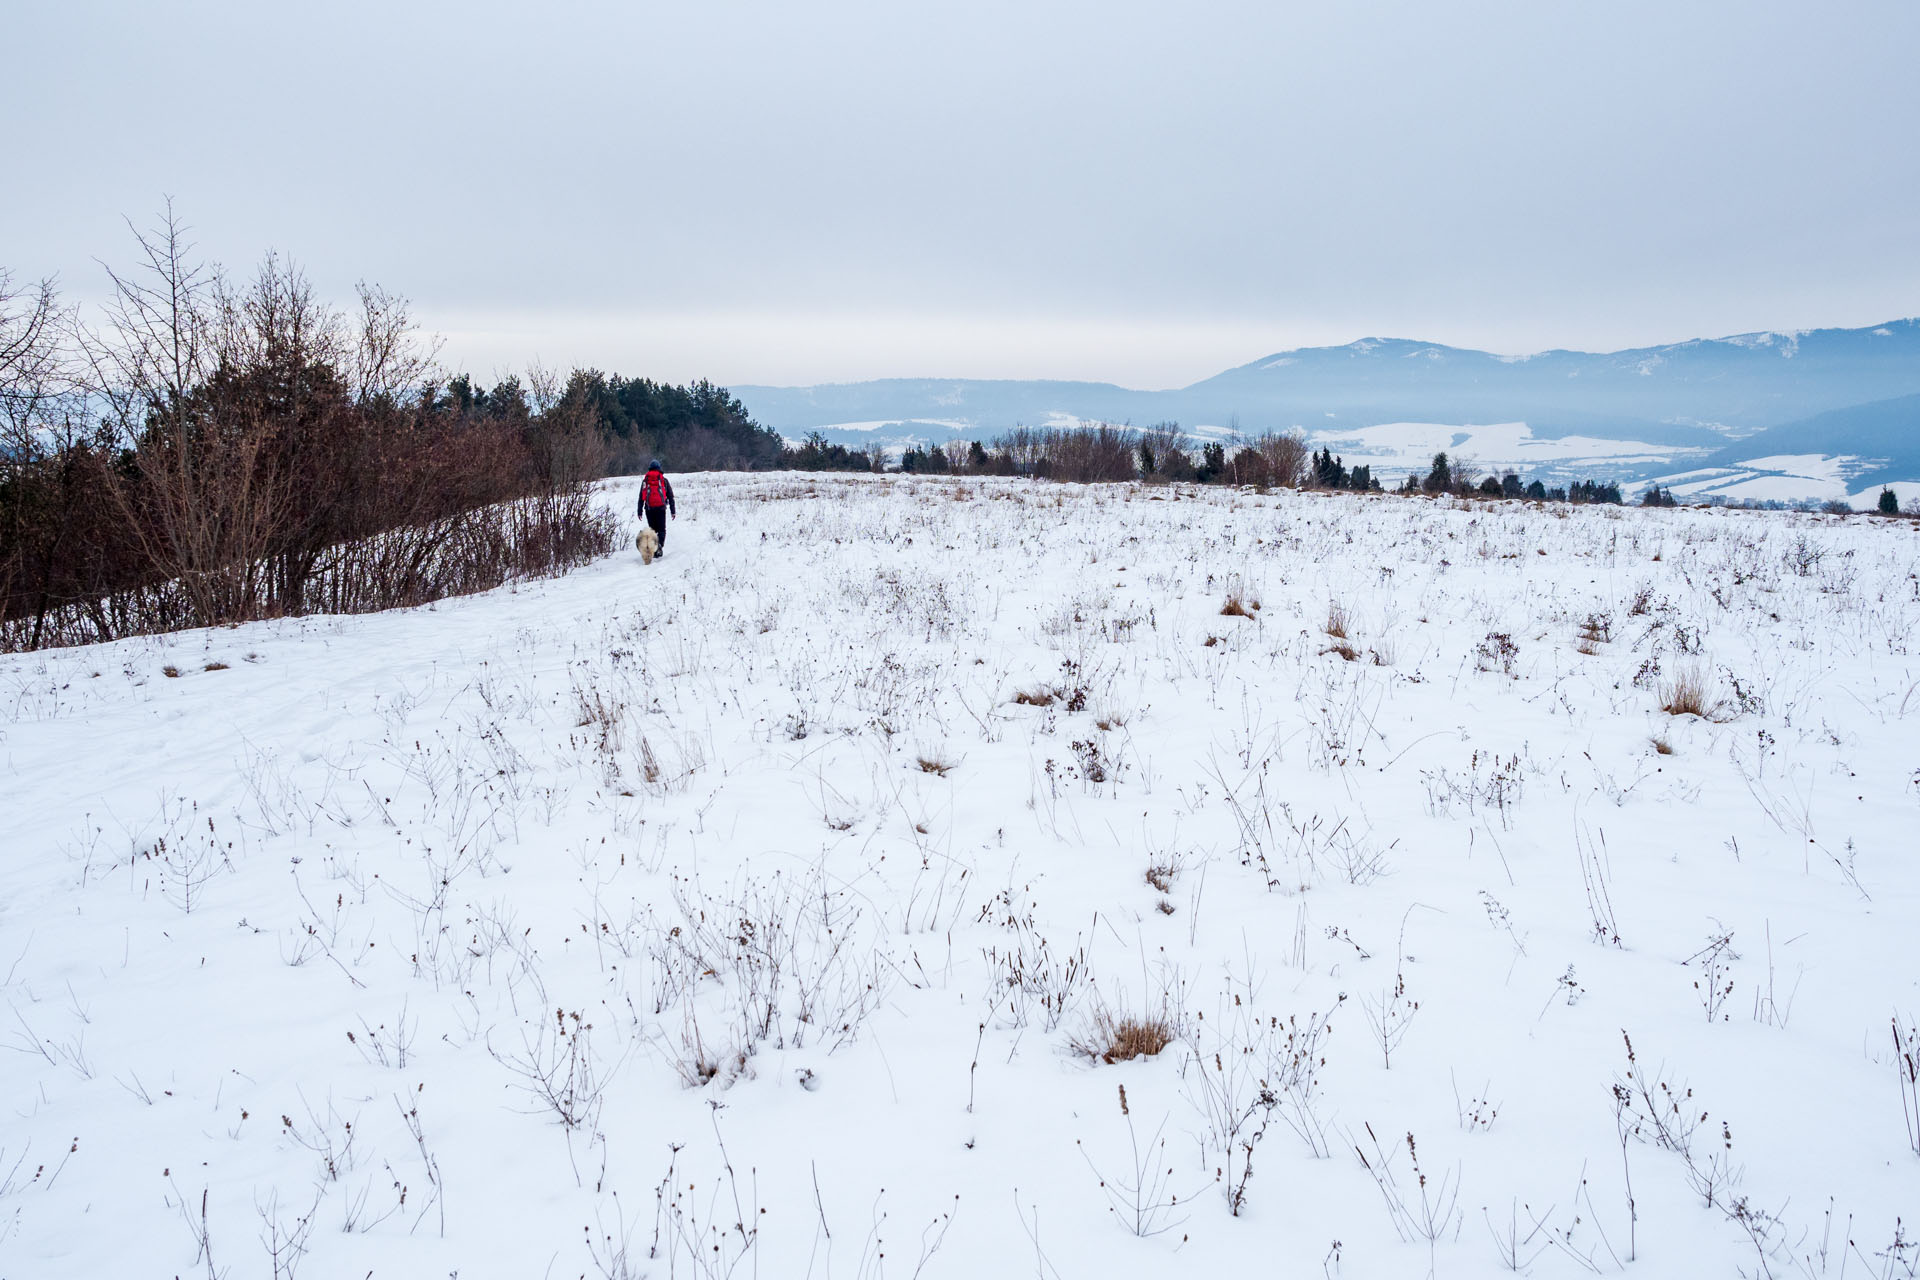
[0,268,70,439]
[1232,429,1307,488]
[83,216,311,623]
[83,201,217,445]
[349,282,439,408]
[1138,421,1194,478]
[2,270,75,647]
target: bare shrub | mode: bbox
[1475,632,1519,676]
[1576,613,1611,655]
[1613,1032,1704,1157]
[1078,1084,1202,1238]
[1683,931,1738,1023]
[1613,1031,1737,1210]
[1353,1125,1462,1272]
[641,1120,763,1278]
[1353,1126,1462,1274]
[1181,1004,1272,1215]
[1137,421,1195,479]
[1180,977,1342,1215]
[1234,430,1308,488]
[978,887,1088,1030]
[489,1009,612,1132]
[985,424,1139,482]
[1363,969,1419,1070]
[1,210,617,652]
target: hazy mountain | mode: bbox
[736,320,1920,454]
[1701,392,1920,486]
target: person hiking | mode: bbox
[638,459,676,557]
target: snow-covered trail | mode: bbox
[2,474,1917,1279]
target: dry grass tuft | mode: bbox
[1659,664,1731,720]
[203,661,229,672]
[916,755,954,776]
[162,665,181,678]
[1220,595,1254,618]
[1322,641,1360,662]
[1014,688,1056,707]
[1325,600,1351,639]
[1650,734,1674,756]
[1072,1007,1177,1064]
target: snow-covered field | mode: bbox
[1650,465,1920,514]
[1654,457,1861,509]
[3,475,1918,1279]
[1308,421,1684,483]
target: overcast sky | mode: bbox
[7,0,1917,388]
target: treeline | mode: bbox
[0,213,616,652]
[1388,452,1624,504]
[784,421,1634,508]
[547,372,786,474]
[792,423,1314,486]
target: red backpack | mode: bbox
[642,470,667,508]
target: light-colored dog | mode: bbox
[636,525,660,565]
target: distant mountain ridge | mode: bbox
[736,318,1920,446]
[735,318,1920,495]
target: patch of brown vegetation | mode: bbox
[1072,1009,1176,1064]
[1659,664,1731,720]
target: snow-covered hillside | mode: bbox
[3,476,1917,1279]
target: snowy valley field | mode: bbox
[4,474,1920,1280]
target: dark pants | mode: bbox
[645,505,668,551]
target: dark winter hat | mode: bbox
[648,459,662,470]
